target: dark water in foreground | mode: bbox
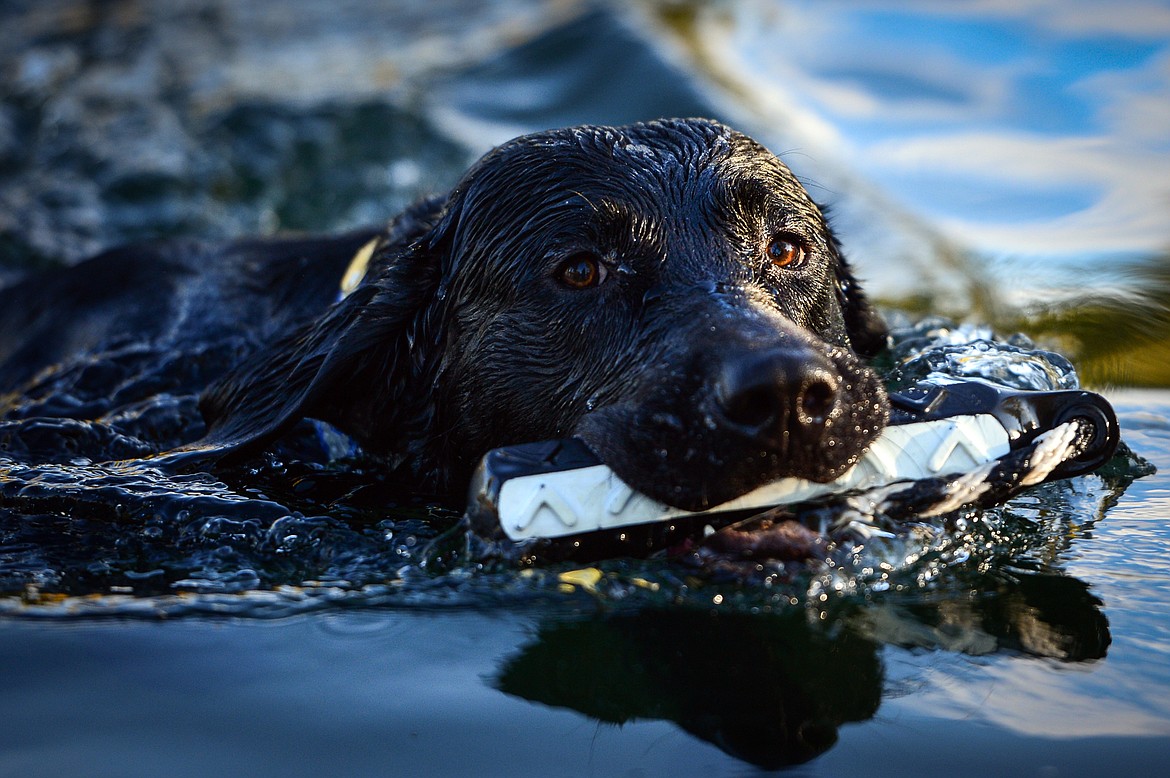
[2,1,1170,775]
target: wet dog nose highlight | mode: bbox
[715,349,840,444]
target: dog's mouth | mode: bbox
[574,346,889,512]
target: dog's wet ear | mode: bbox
[835,256,889,359]
[180,196,454,461]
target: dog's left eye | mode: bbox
[556,253,608,289]
[767,234,808,269]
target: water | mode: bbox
[2,1,1170,775]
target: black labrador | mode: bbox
[0,118,888,511]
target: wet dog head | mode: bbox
[200,118,889,510]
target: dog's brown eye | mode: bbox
[557,253,607,289]
[767,234,807,269]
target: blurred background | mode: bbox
[2,0,1168,384]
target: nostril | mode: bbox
[798,377,837,426]
[718,384,778,430]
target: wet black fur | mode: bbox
[0,119,889,510]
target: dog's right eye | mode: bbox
[556,253,608,290]
[767,233,808,269]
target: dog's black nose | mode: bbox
[715,348,840,446]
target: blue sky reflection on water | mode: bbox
[721,0,1170,263]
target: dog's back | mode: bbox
[0,229,380,393]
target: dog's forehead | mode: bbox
[474,120,817,218]
[524,122,784,183]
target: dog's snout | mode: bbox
[715,349,840,445]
